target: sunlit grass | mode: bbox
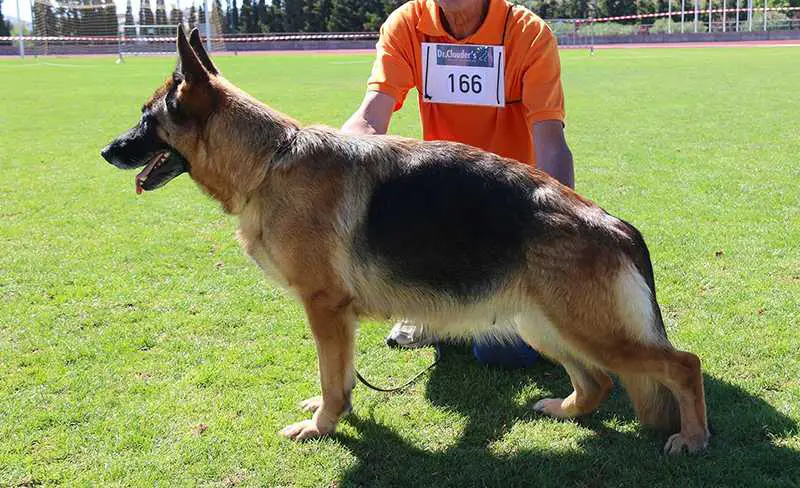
[0,46,798,486]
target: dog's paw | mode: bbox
[279,419,333,441]
[663,431,709,455]
[532,398,568,418]
[299,396,323,413]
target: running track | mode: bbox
[215,39,799,56]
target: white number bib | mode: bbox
[421,42,505,107]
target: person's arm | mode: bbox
[341,91,396,135]
[533,120,574,189]
[518,21,571,187]
[344,4,414,136]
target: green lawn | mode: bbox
[1,46,798,487]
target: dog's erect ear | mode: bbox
[188,28,219,75]
[176,24,209,84]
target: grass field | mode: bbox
[1,46,799,487]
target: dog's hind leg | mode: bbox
[525,312,709,453]
[610,347,709,455]
[516,313,613,419]
[532,295,709,453]
[279,291,356,441]
[579,341,709,454]
[519,259,709,454]
[532,358,613,419]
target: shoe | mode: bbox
[385,320,437,349]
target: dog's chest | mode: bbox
[236,217,288,287]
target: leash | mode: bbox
[354,343,442,393]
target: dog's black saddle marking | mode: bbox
[363,155,542,300]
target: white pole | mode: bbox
[16,0,24,58]
[667,0,672,34]
[682,0,686,32]
[708,0,713,32]
[748,0,753,31]
[590,0,597,54]
[722,0,726,32]
[763,0,767,31]
[668,0,673,33]
[694,0,700,32]
[204,0,211,51]
[736,0,740,31]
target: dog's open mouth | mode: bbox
[135,150,189,194]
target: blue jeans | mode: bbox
[472,335,540,369]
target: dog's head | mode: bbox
[100,26,221,195]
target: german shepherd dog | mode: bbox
[101,27,710,454]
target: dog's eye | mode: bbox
[167,97,180,115]
[166,73,185,120]
[166,96,189,124]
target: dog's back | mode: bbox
[271,128,638,327]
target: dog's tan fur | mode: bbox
[110,28,710,454]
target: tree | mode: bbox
[212,0,223,30]
[60,6,80,36]
[188,5,197,27]
[87,0,106,36]
[170,5,184,26]
[239,0,258,32]
[597,0,637,17]
[304,0,332,31]
[69,5,80,34]
[226,0,239,32]
[239,0,250,31]
[328,0,364,31]
[255,0,269,31]
[77,4,86,34]
[124,0,135,25]
[519,0,569,19]
[77,0,89,36]
[360,0,386,30]
[102,0,119,35]
[140,0,156,30]
[198,4,206,24]
[268,0,284,32]
[382,0,404,14]
[155,0,168,34]
[211,0,225,35]
[283,0,303,31]
[0,0,11,39]
[33,0,58,35]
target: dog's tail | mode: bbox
[619,218,667,340]
[616,219,681,432]
[618,373,681,432]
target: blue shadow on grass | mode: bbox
[334,343,800,488]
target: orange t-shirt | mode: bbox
[367,0,565,166]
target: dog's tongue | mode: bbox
[135,152,163,194]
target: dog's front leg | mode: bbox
[279,292,355,441]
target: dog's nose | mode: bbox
[100,144,113,163]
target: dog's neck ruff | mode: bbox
[270,128,300,166]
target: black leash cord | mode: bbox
[354,343,442,393]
